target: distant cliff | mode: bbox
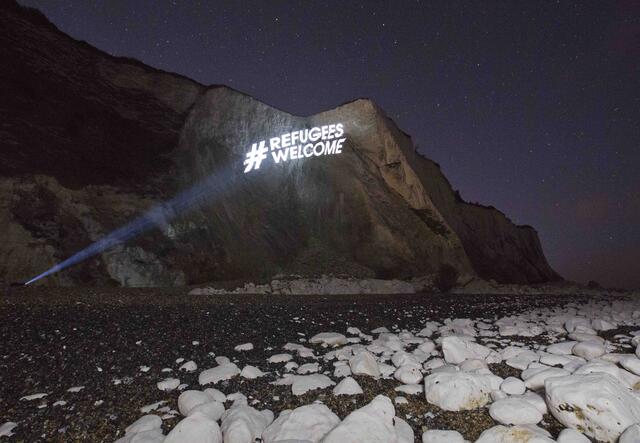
[0,1,561,286]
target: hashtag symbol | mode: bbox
[243,141,269,173]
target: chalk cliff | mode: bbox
[0,1,560,286]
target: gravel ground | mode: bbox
[0,287,634,442]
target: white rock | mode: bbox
[424,372,493,411]
[546,373,640,442]
[394,364,423,384]
[20,393,47,401]
[565,317,592,333]
[321,395,398,443]
[557,428,591,443]
[489,398,543,425]
[378,362,396,378]
[240,365,266,379]
[178,390,215,416]
[0,422,17,438]
[573,360,640,389]
[204,388,227,403]
[180,361,198,372]
[391,351,420,368]
[539,354,574,367]
[297,363,319,375]
[546,341,577,355]
[500,377,525,395]
[421,429,465,443]
[333,364,351,378]
[291,375,335,396]
[121,429,165,443]
[268,354,293,364]
[459,358,489,373]
[190,401,225,421]
[620,356,640,376]
[394,416,414,443]
[505,351,539,370]
[220,406,273,443]
[309,332,347,347]
[215,356,231,365]
[164,412,222,443]
[125,415,162,434]
[524,367,570,390]
[199,363,240,385]
[234,343,254,352]
[261,404,340,443]
[509,393,547,416]
[572,341,605,360]
[620,424,640,443]
[141,401,167,414]
[333,377,363,396]
[423,358,445,371]
[475,425,554,442]
[591,318,616,331]
[395,384,423,396]
[349,351,380,378]
[492,390,508,401]
[157,378,180,391]
[441,336,499,364]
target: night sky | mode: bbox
[18,0,640,288]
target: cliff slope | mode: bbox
[0,1,560,286]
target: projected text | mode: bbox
[244,123,345,173]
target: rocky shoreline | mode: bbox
[188,275,627,297]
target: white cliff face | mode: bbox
[0,5,559,286]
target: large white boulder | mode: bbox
[475,425,554,442]
[619,356,640,376]
[523,367,570,390]
[125,415,162,434]
[394,417,414,443]
[620,424,640,443]
[164,412,223,443]
[261,404,340,443]
[394,364,423,384]
[500,377,525,395]
[349,351,380,378]
[220,406,273,443]
[199,363,240,385]
[178,390,214,416]
[441,336,500,364]
[545,373,640,442]
[291,375,335,396]
[572,341,605,360]
[423,372,493,411]
[321,395,398,442]
[489,398,543,425]
[421,429,465,443]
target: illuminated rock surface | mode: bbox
[261,404,340,443]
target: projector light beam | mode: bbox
[25,168,235,285]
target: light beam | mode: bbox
[25,168,235,285]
